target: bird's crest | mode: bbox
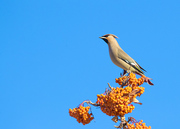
[102,34,118,39]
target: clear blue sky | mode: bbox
[0,0,180,129]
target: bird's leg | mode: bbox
[120,70,128,77]
[119,70,130,88]
[126,70,131,74]
[123,70,127,76]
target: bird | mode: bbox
[99,34,153,85]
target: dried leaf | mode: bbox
[112,116,118,123]
[144,76,154,85]
[131,97,142,105]
[129,89,139,96]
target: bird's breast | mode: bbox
[108,46,120,65]
[108,45,128,70]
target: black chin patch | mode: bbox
[103,39,108,44]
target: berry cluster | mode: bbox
[69,73,151,128]
[127,120,151,129]
[116,73,145,97]
[69,105,94,125]
[116,73,145,87]
[96,87,135,117]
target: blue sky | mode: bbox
[0,0,180,129]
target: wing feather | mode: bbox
[118,49,146,74]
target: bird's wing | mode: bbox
[135,61,146,72]
[117,48,146,74]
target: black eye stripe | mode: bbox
[101,34,118,38]
[102,34,109,38]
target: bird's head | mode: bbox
[99,34,118,44]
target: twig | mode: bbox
[108,83,113,90]
[85,100,100,107]
[114,116,128,129]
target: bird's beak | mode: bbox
[99,36,108,44]
[99,36,106,39]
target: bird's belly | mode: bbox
[109,51,128,71]
[109,46,134,71]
